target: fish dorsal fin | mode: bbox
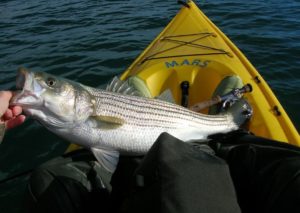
[155,89,175,103]
[106,76,140,96]
[91,148,119,173]
[92,115,125,129]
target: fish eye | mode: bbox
[46,77,56,87]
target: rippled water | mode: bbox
[0,0,299,212]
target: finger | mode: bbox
[3,109,13,120]
[0,91,13,116]
[12,106,23,116]
[0,91,13,100]
[6,115,26,129]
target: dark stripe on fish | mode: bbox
[97,97,230,127]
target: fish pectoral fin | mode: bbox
[92,115,125,129]
[91,148,119,173]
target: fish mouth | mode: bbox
[10,68,43,107]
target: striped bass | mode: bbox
[11,68,250,172]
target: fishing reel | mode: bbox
[220,84,253,118]
[221,84,252,108]
[189,83,253,118]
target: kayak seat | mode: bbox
[126,75,175,103]
[208,75,243,115]
[125,74,245,115]
[127,76,153,98]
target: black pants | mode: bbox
[24,131,300,213]
[209,131,300,213]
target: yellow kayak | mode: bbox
[119,1,299,146]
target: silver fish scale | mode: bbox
[72,114,168,154]
[90,90,233,128]
[98,126,165,154]
[76,84,237,154]
[77,85,237,153]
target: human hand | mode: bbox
[0,91,26,129]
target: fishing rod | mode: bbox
[190,84,253,112]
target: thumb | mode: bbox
[0,91,13,117]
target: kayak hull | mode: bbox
[120,1,299,145]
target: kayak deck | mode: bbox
[121,1,299,145]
